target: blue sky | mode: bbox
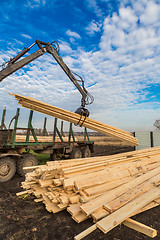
[0,0,160,132]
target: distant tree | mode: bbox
[154,119,160,130]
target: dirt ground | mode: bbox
[0,145,160,240]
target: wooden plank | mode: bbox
[15,94,131,136]
[91,207,109,222]
[23,165,40,170]
[15,135,72,143]
[33,189,48,197]
[63,165,134,189]
[57,203,68,210]
[67,203,81,216]
[22,147,160,178]
[34,198,43,202]
[72,153,160,188]
[91,198,160,223]
[74,224,97,240]
[16,190,32,196]
[72,212,88,223]
[17,141,160,240]
[74,169,132,190]
[69,195,80,204]
[63,152,160,185]
[123,218,157,238]
[79,193,103,204]
[84,176,132,196]
[80,166,160,215]
[22,101,138,145]
[96,186,160,234]
[103,172,160,212]
[42,194,62,213]
[74,215,158,240]
[47,146,160,168]
[53,178,63,186]
[39,179,53,187]
[75,197,160,224]
[11,93,138,145]
[20,100,133,140]
[58,196,69,204]
[62,153,160,177]
[134,197,160,215]
[22,95,133,136]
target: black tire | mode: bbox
[82,146,91,158]
[17,153,38,177]
[50,151,57,161]
[0,157,16,182]
[70,147,82,159]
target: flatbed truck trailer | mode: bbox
[0,108,94,182]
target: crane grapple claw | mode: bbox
[75,107,90,118]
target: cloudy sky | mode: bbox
[0,0,160,132]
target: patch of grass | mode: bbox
[29,150,50,165]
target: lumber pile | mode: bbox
[17,147,160,239]
[15,135,77,143]
[10,93,138,146]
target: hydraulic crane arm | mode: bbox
[0,43,46,81]
[0,40,93,115]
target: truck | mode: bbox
[0,107,94,182]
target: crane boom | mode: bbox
[0,40,93,115]
[0,48,46,81]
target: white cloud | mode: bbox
[81,1,160,131]
[21,34,32,39]
[25,0,46,8]
[140,1,160,25]
[86,0,103,17]
[58,41,73,54]
[85,20,102,35]
[66,30,81,39]
[119,7,138,23]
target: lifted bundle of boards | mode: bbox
[10,93,138,146]
[17,146,160,239]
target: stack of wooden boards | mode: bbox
[17,147,160,239]
[15,135,77,143]
[10,93,138,146]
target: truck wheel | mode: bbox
[82,147,91,158]
[17,153,38,177]
[70,147,82,159]
[50,151,57,161]
[0,157,16,182]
